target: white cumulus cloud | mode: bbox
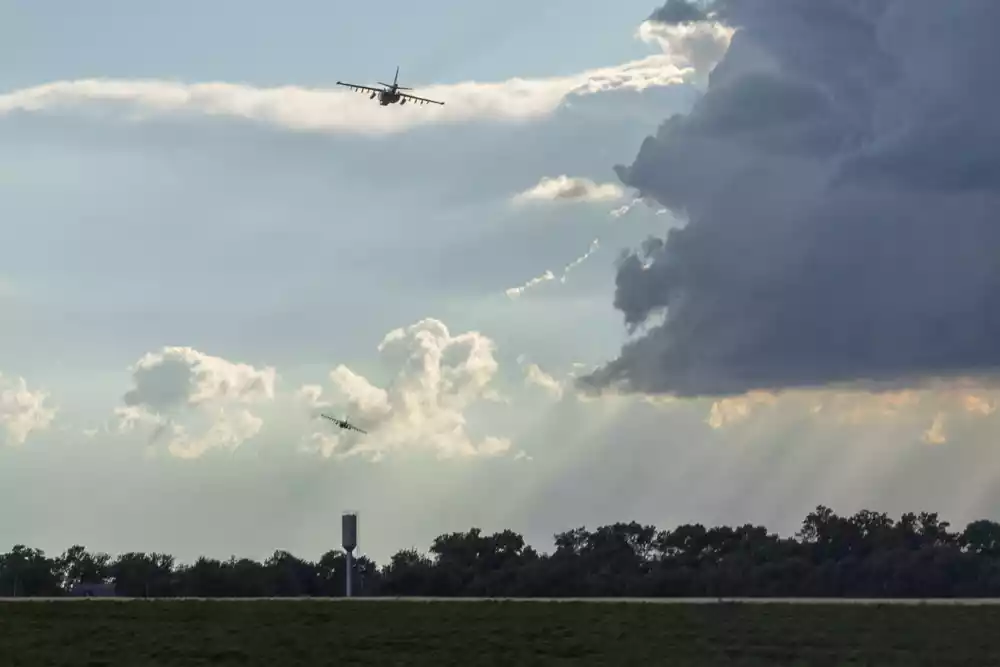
[298,318,512,460]
[0,374,56,445]
[518,358,565,401]
[636,18,736,84]
[123,346,275,412]
[116,346,276,457]
[512,175,625,204]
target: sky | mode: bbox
[3,0,1000,565]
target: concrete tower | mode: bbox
[342,511,358,597]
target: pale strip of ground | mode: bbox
[4,597,1000,604]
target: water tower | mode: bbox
[342,511,358,597]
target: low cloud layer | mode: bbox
[583,0,1000,397]
[702,378,1000,448]
[0,373,56,445]
[512,175,624,204]
[0,40,700,137]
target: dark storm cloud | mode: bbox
[649,0,712,24]
[582,0,1000,397]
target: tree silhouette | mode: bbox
[6,506,1000,598]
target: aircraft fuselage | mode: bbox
[379,89,401,105]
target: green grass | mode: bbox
[2,600,999,666]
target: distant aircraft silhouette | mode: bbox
[321,413,367,434]
[337,66,444,107]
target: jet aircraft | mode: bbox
[321,413,368,434]
[336,66,444,107]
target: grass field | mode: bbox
[3,600,999,666]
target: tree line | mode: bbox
[4,506,1000,598]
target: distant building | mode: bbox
[69,582,117,597]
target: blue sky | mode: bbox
[3,0,1000,565]
[2,0,658,88]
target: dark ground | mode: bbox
[2,600,998,666]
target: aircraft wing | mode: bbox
[337,81,383,94]
[344,422,368,434]
[400,92,444,106]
